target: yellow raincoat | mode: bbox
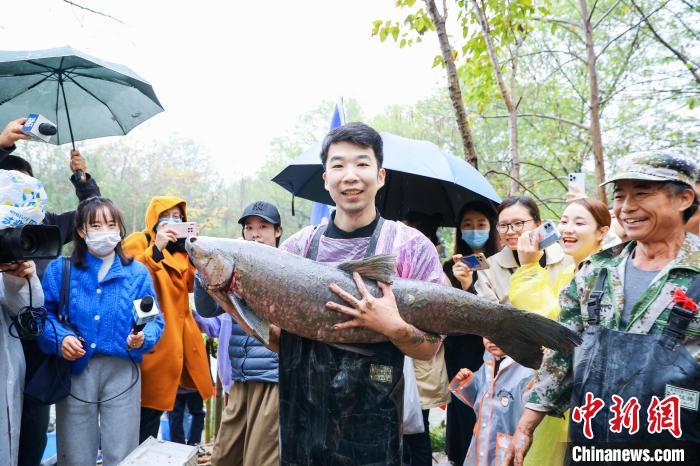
[509,262,574,466]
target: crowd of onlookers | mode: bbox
[1,118,698,466]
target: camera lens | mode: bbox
[20,232,38,254]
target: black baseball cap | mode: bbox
[238,201,281,225]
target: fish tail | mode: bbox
[488,309,582,369]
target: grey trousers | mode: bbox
[56,354,141,466]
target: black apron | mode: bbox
[279,217,406,466]
[570,269,700,446]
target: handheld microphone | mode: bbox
[127,295,159,351]
[21,114,57,143]
[38,123,57,136]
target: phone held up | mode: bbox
[568,172,585,193]
[537,220,561,250]
[461,253,490,270]
[166,221,197,238]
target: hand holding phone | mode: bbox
[567,173,586,202]
[166,221,198,238]
[537,220,562,250]
[461,253,489,270]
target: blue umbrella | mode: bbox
[0,46,163,148]
[271,132,501,227]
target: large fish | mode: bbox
[186,236,581,369]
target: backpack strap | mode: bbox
[58,257,71,324]
[586,268,608,326]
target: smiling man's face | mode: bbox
[613,180,687,242]
[322,141,385,217]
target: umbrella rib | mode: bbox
[64,74,128,135]
[66,70,162,109]
[26,60,59,73]
[0,73,55,106]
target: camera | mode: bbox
[537,220,562,250]
[0,224,62,263]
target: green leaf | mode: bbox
[432,54,444,68]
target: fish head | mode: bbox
[185,236,243,291]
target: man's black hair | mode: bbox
[0,154,33,177]
[319,122,383,168]
[663,181,699,223]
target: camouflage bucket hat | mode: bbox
[602,152,699,187]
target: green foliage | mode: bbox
[372,0,698,212]
[429,421,447,452]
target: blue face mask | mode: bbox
[461,229,489,249]
[158,217,182,225]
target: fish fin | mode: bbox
[487,307,582,369]
[337,254,396,284]
[227,293,270,346]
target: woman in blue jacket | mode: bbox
[38,197,164,466]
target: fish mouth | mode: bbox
[201,256,235,292]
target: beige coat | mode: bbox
[474,244,573,305]
[413,345,451,409]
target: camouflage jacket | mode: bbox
[527,233,700,416]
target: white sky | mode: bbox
[2,0,445,179]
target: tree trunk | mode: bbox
[471,0,519,193]
[424,0,479,168]
[579,0,607,204]
[508,56,519,196]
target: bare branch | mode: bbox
[588,0,600,22]
[596,0,669,59]
[630,0,700,85]
[478,113,590,131]
[592,0,624,30]
[519,161,569,190]
[600,26,642,107]
[533,15,582,28]
[483,169,561,217]
[63,0,124,23]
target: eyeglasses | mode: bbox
[496,219,534,233]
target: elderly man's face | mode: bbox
[613,180,692,242]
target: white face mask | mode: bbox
[85,231,121,256]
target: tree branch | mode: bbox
[533,15,582,28]
[63,0,124,23]
[478,112,590,131]
[591,0,624,30]
[596,0,669,59]
[630,0,700,85]
[483,169,560,217]
[519,161,569,190]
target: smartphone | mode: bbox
[461,253,490,270]
[166,221,198,238]
[569,172,585,193]
[537,220,562,250]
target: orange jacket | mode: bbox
[122,196,213,411]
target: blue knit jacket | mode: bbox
[194,277,278,383]
[38,253,165,375]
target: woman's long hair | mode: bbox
[72,197,133,269]
[453,200,500,258]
